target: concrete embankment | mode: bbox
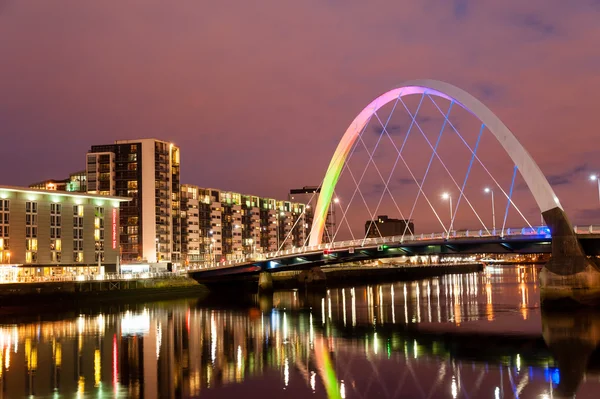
[0,276,208,307]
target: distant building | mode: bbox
[288,186,336,243]
[29,170,87,193]
[86,139,181,267]
[0,185,129,277]
[180,185,307,265]
[365,215,414,238]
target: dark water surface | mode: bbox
[0,265,599,398]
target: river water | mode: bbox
[0,265,599,398]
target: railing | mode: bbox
[187,225,599,272]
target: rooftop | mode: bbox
[0,185,130,202]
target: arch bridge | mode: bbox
[190,80,600,305]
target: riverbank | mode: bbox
[0,275,208,308]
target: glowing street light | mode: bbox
[333,197,340,204]
[484,187,496,233]
[590,174,600,205]
[441,192,453,231]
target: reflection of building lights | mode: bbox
[413,339,418,359]
[451,376,457,398]
[309,313,314,347]
[121,309,150,336]
[391,285,396,324]
[495,387,500,399]
[284,357,289,388]
[112,334,118,393]
[4,347,9,370]
[342,289,347,326]
[94,349,101,387]
[373,332,379,355]
[516,354,521,372]
[211,313,217,364]
[96,313,105,335]
[55,343,61,368]
[156,322,162,360]
[78,376,85,397]
[78,315,85,334]
[351,287,356,327]
[310,371,316,392]
[340,380,346,399]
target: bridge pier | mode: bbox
[297,267,327,287]
[541,207,600,306]
[258,272,273,293]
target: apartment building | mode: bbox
[0,185,129,278]
[365,215,415,238]
[180,186,308,265]
[86,139,181,267]
[288,186,336,243]
[29,170,88,193]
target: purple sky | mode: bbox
[1,0,600,234]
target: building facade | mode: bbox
[29,170,88,193]
[288,186,336,243]
[0,185,128,278]
[180,185,307,265]
[86,139,181,267]
[365,215,415,238]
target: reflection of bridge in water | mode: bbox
[0,267,599,398]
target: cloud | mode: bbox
[510,13,558,37]
[546,164,588,186]
[453,0,469,18]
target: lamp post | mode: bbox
[590,174,600,205]
[441,192,453,231]
[484,187,496,233]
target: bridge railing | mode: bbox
[574,225,600,234]
[188,225,597,271]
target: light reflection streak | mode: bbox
[342,289,347,326]
[403,284,408,324]
[351,288,356,327]
[391,285,396,324]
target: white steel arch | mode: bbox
[309,79,561,246]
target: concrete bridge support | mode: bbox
[258,272,273,293]
[297,267,327,286]
[541,208,600,306]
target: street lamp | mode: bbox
[590,174,600,204]
[484,187,496,233]
[441,192,453,231]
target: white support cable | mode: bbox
[426,95,534,230]
[395,97,453,238]
[343,163,385,244]
[449,123,486,234]
[331,112,395,244]
[328,122,376,242]
[375,93,449,239]
[361,113,414,241]
[331,190,357,243]
[361,96,406,242]
[400,96,491,234]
